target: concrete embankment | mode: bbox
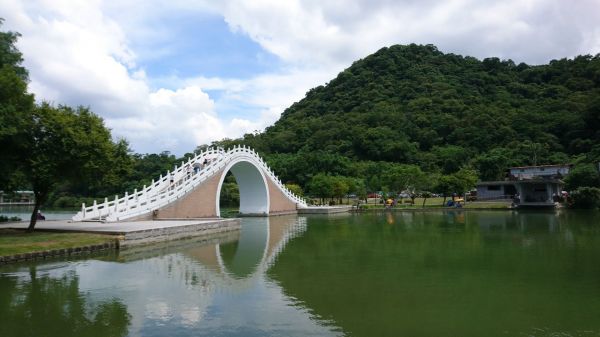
[0,218,241,264]
[298,206,353,214]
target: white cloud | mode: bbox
[106,86,223,153]
[216,0,600,66]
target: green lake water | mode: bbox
[1,210,600,337]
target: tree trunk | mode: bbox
[28,190,46,232]
[422,197,427,208]
[442,196,447,206]
[28,198,41,232]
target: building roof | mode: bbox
[509,164,571,169]
[477,179,563,186]
[476,181,516,186]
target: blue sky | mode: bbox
[135,14,281,83]
[1,0,599,155]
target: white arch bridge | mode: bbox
[73,146,307,222]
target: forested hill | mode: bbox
[230,44,600,184]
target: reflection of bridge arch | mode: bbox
[73,147,306,221]
[185,216,307,281]
[216,218,270,278]
[63,215,334,336]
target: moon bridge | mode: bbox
[72,146,307,222]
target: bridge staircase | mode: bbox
[72,146,307,222]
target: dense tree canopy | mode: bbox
[224,44,600,196]
[0,20,34,190]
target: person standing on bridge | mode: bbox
[185,164,191,179]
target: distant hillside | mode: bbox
[218,44,600,185]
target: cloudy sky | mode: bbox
[2,0,599,155]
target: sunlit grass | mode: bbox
[0,229,117,256]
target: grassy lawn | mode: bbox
[463,201,511,209]
[0,229,117,257]
[358,197,511,209]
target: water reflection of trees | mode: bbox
[268,212,600,337]
[0,267,131,337]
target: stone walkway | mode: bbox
[2,218,237,235]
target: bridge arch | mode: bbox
[215,157,270,217]
[72,146,306,222]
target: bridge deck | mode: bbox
[2,219,241,247]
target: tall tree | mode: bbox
[23,103,119,231]
[0,19,34,190]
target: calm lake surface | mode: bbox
[1,210,600,337]
[0,205,75,220]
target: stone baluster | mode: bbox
[93,200,99,218]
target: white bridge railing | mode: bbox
[72,146,307,222]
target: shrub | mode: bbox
[0,215,21,222]
[52,195,79,208]
[568,187,600,209]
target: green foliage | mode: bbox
[285,183,304,197]
[0,21,34,190]
[0,215,21,222]
[564,163,600,191]
[473,148,514,181]
[13,103,123,230]
[307,173,336,201]
[381,164,427,193]
[219,173,240,207]
[230,44,600,190]
[568,187,600,209]
[436,168,478,198]
[0,19,27,80]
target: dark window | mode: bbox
[505,185,517,195]
[487,185,501,191]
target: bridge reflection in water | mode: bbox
[183,215,307,281]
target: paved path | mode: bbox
[2,219,233,235]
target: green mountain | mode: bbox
[228,44,600,185]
